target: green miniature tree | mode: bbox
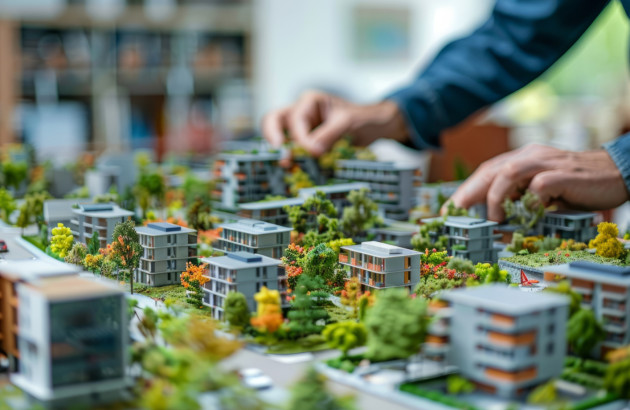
[287,275,330,338]
[186,197,213,231]
[303,243,338,284]
[544,281,582,317]
[65,243,87,266]
[286,167,315,196]
[444,200,468,216]
[364,288,430,362]
[446,375,475,395]
[15,204,30,235]
[286,191,337,234]
[323,322,367,359]
[446,257,474,274]
[224,292,251,331]
[286,367,356,410]
[589,222,624,259]
[50,223,74,258]
[604,357,630,398]
[526,380,558,405]
[1,160,28,191]
[340,188,382,239]
[0,188,16,223]
[502,190,545,233]
[411,219,448,252]
[111,220,143,294]
[87,230,101,255]
[301,215,344,249]
[567,308,605,358]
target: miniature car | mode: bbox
[0,241,7,253]
[238,368,273,390]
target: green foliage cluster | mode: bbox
[545,281,582,317]
[526,380,558,405]
[340,188,382,238]
[399,383,479,410]
[287,191,346,248]
[503,250,626,268]
[303,243,338,284]
[286,367,356,410]
[604,358,630,398]
[50,223,74,258]
[1,160,28,191]
[473,263,510,284]
[323,321,367,358]
[446,375,475,395]
[0,188,16,223]
[567,308,605,358]
[65,242,87,266]
[589,222,625,259]
[186,197,213,231]
[412,219,448,252]
[446,257,475,274]
[561,369,604,389]
[224,292,251,331]
[286,167,315,196]
[502,190,545,233]
[287,275,330,338]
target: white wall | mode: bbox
[253,0,494,119]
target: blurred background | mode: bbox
[0,0,629,180]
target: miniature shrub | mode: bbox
[446,375,475,395]
[535,236,562,252]
[446,257,475,274]
[589,222,624,259]
[604,357,630,398]
[560,370,603,389]
[399,384,479,410]
[451,244,467,251]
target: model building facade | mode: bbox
[11,276,128,406]
[444,216,500,264]
[339,241,420,291]
[135,222,197,287]
[218,219,291,259]
[541,210,596,243]
[442,285,569,398]
[543,261,630,358]
[238,197,304,226]
[201,252,282,320]
[71,203,134,248]
[335,160,422,220]
[211,152,285,210]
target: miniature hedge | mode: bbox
[560,370,604,389]
[502,250,626,268]
[569,393,619,410]
[399,383,479,410]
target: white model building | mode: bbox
[339,241,421,291]
[211,151,286,211]
[11,276,129,407]
[541,210,597,243]
[135,222,198,287]
[218,219,291,258]
[201,252,283,320]
[444,216,501,263]
[335,160,422,220]
[70,203,134,248]
[441,285,569,398]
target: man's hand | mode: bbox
[445,144,629,221]
[262,91,409,156]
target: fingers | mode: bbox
[262,108,290,148]
[528,170,568,206]
[287,92,325,154]
[308,113,351,156]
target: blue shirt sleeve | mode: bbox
[604,133,630,194]
[387,0,610,149]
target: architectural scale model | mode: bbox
[43,199,77,239]
[211,151,285,210]
[237,197,304,226]
[339,241,421,291]
[70,203,134,248]
[298,182,371,215]
[217,219,291,258]
[335,159,422,220]
[135,222,198,287]
[444,216,501,263]
[541,210,597,242]
[369,225,418,249]
[201,251,283,320]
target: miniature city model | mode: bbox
[237,197,304,226]
[0,260,78,370]
[298,182,371,215]
[211,151,285,210]
[439,284,569,398]
[339,241,420,291]
[369,226,418,249]
[135,222,198,287]
[43,199,78,239]
[444,216,501,263]
[335,160,422,220]
[218,219,292,259]
[542,210,597,242]
[11,276,129,407]
[542,261,630,358]
[201,251,283,320]
[71,203,134,248]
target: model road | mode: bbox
[0,228,37,261]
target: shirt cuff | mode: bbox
[603,133,630,195]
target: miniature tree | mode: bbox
[1,160,28,191]
[526,380,558,405]
[286,366,356,410]
[502,190,545,233]
[186,197,213,231]
[411,219,448,252]
[0,188,16,223]
[254,286,281,317]
[84,253,104,274]
[286,191,337,234]
[544,281,582,317]
[286,166,314,197]
[301,215,344,249]
[251,287,284,341]
[65,243,87,266]
[180,262,209,308]
[567,308,605,358]
[323,321,367,359]
[340,188,382,239]
[340,277,361,318]
[15,204,30,235]
[224,291,251,331]
[327,238,354,253]
[589,222,624,259]
[364,288,430,362]
[446,257,474,274]
[282,243,307,290]
[111,220,143,294]
[303,243,338,284]
[50,223,74,258]
[287,275,330,338]
[604,356,630,399]
[87,230,100,255]
[446,375,475,395]
[444,200,468,217]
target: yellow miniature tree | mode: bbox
[251,287,284,339]
[50,223,74,258]
[589,222,624,259]
[253,286,281,317]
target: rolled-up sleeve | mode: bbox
[604,134,630,194]
[387,0,610,149]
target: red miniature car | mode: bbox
[0,240,7,253]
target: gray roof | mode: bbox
[217,151,282,162]
[541,262,630,286]
[341,241,420,258]
[0,259,79,282]
[136,222,196,236]
[543,210,597,220]
[202,252,281,269]
[298,182,370,198]
[43,199,77,222]
[220,219,292,234]
[72,203,134,218]
[444,216,497,229]
[441,284,569,315]
[238,197,305,211]
[337,159,420,171]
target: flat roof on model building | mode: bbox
[135,222,197,236]
[219,219,292,234]
[341,241,420,258]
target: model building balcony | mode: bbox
[487,330,536,347]
[485,366,537,384]
[338,254,348,263]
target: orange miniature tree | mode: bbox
[181,262,209,308]
[341,277,373,320]
[250,287,284,342]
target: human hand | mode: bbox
[444,144,629,221]
[262,90,409,156]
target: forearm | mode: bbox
[604,133,630,196]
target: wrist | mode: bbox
[360,100,410,144]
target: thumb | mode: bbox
[528,170,567,206]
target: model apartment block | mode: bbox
[211,152,285,210]
[442,285,569,398]
[135,222,198,287]
[218,219,291,259]
[298,182,371,216]
[335,160,422,220]
[444,216,501,264]
[238,197,304,226]
[542,261,630,358]
[12,276,128,406]
[0,260,78,369]
[201,252,283,320]
[339,241,421,291]
[541,210,596,243]
[71,203,134,248]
